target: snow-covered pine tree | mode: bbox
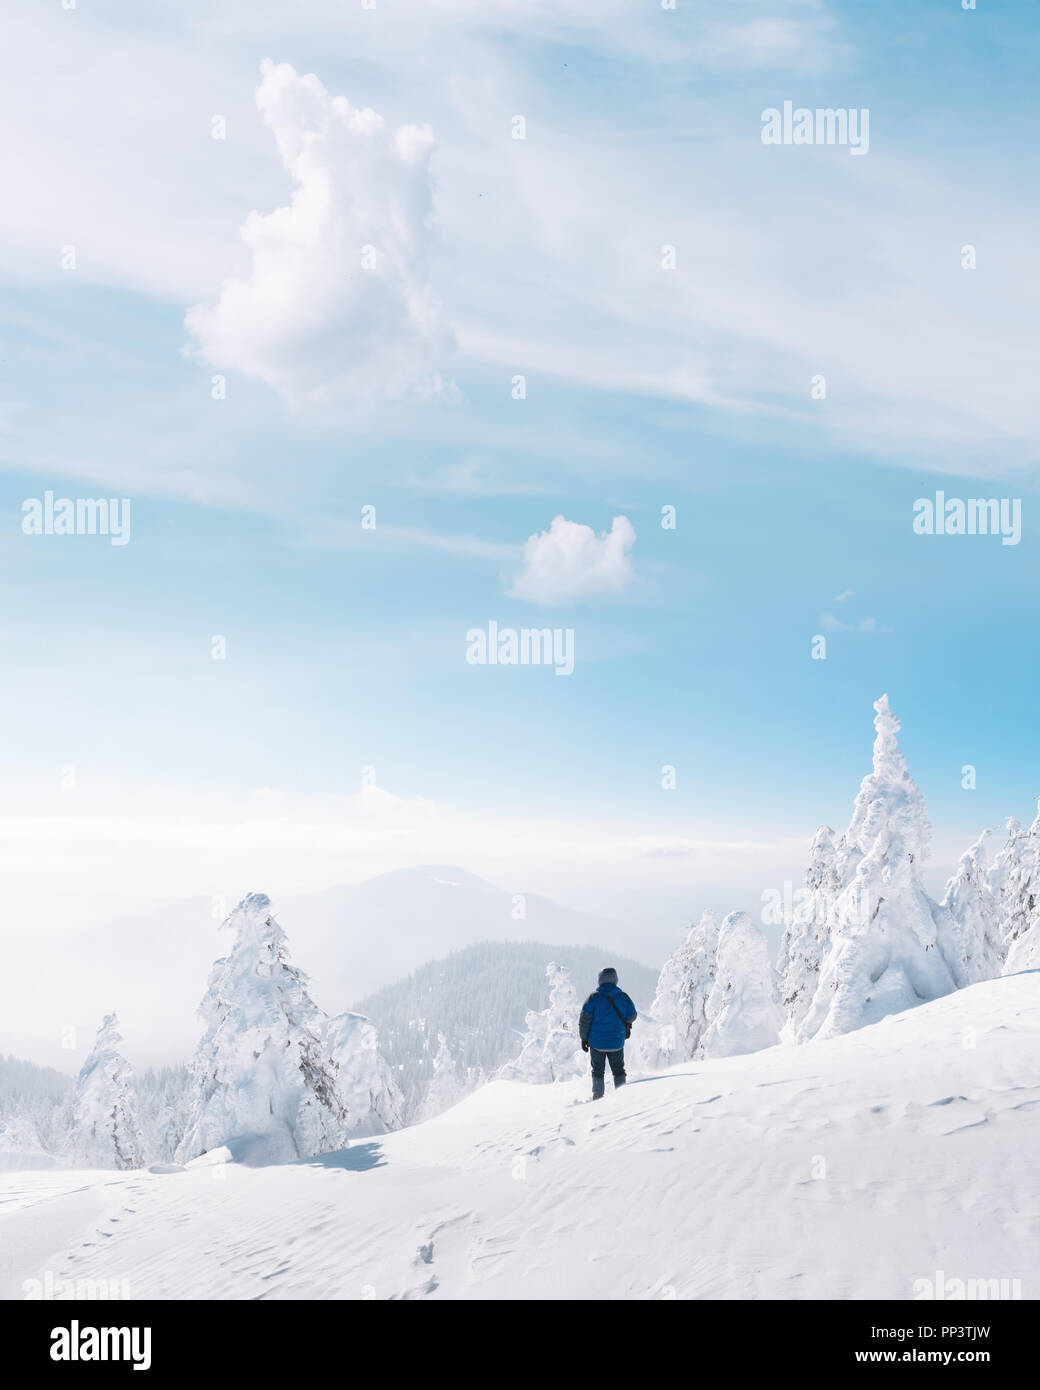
[700,912,782,1058]
[0,1055,72,1165]
[326,1010,404,1137]
[134,1065,192,1165]
[940,829,1004,986]
[640,910,719,1068]
[495,962,584,1083]
[176,894,349,1165]
[539,963,584,1081]
[71,1014,143,1170]
[418,1033,465,1120]
[796,695,960,1042]
[990,804,1040,973]
[495,1007,546,1084]
[0,1112,58,1171]
[778,827,841,1040]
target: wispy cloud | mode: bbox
[818,612,892,634]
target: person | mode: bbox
[578,967,638,1100]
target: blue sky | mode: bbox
[1,0,1039,936]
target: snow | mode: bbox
[1007,922,1040,972]
[5,972,1038,1300]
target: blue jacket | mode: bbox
[579,984,637,1051]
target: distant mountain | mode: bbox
[0,866,644,1070]
[354,940,657,1120]
[280,865,636,1003]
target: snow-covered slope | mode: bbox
[4,972,1038,1300]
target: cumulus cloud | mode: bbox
[185,59,454,405]
[507,515,636,606]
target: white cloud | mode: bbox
[507,515,636,606]
[185,60,454,406]
[818,612,890,634]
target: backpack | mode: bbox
[601,990,632,1040]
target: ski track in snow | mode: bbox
[4,975,1040,1301]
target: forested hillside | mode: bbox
[354,941,656,1119]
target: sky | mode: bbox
[2,0,1039,960]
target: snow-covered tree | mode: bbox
[539,963,585,1081]
[418,1033,466,1120]
[135,1065,192,1165]
[938,806,1040,980]
[940,829,1004,986]
[176,894,349,1165]
[495,1012,545,1084]
[990,806,1040,973]
[0,1055,72,1164]
[777,827,844,1040]
[701,912,782,1058]
[639,910,719,1068]
[71,1014,142,1170]
[796,696,960,1042]
[495,962,584,1083]
[326,1011,404,1137]
[0,1112,58,1171]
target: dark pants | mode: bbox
[589,1047,626,1098]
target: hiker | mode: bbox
[579,968,638,1100]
